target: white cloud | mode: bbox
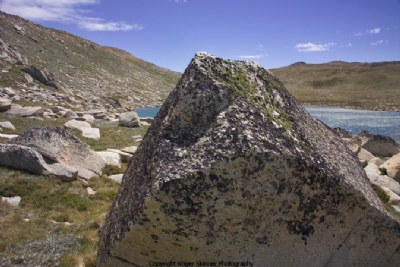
[352,27,381,37]
[295,42,336,52]
[238,54,268,59]
[0,0,143,31]
[174,0,187,3]
[370,40,389,46]
[78,18,143,31]
[340,42,352,48]
[369,27,381,34]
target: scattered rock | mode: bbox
[381,154,400,181]
[87,187,96,195]
[77,114,95,122]
[5,105,43,117]
[22,65,63,90]
[346,142,360,155]
[360,131,399,157]
[0,87,16,97]
[357,148,375,162]
[121,146,137,154]
[96,151,121,168]
[0,97,11,112]
[0,121,15,131]
[0,143,78,181]
[64,110,78,119]
[369,157,385,166]
[9,127,105,180]
[106,148,132,163]
[0,133,18,139]
[64,119,91,131]
[139,117,154,123]
[1,196,21,207]
[118,111,141,128]
[13,24,24,34]
[366,172,400,196]
[97,53,400,266]
[108,174,123,184]
[82,127,100,140]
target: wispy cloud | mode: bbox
[174,0,187,3]
[351,27,381,37]
[295,42,336,52]
[370,40,389,46]
[340,42,352,48]
[0,0,143,31]
[369,27,381,34]
[238,54,268,59]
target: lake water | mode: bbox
[136,106,400,142]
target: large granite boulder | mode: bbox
[97,53,400,266]
[6,126,105,179]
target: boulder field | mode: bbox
[97,53,400,266]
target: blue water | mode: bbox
[136,106,400,141]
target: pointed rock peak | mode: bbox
[97,53,400,267]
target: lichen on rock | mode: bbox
[97,52,400,267]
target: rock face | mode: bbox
[4,126,105,179]
[97,53,400,266]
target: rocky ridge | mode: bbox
[0,11,180,112]
[97,53,400,266]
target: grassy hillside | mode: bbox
[0,11,181,111]
[271,61,400,111]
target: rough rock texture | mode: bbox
[0,97,11,112]
[382,154,400,181]
[97,53,400,266]
[118,111,141,128]
[360,131,399,157]
[0,144,78,181]
[9,126,105,179]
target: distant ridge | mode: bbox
[272,60,400,111]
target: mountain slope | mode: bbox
[0,11,181,111]
[271,61,400,111]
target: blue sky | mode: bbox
[1,0,399,72]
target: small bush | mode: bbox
[372,184,390,203]
[379,167,388,176]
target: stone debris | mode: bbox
[2,196,21,207]
[0,121,16,131]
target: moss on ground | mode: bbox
[0,168,120,266]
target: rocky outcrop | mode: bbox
[97,53,400,266]
[22,65,64,90]
[2,126,105,180]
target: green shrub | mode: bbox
[372,184,390,203]
[379,167,388,176]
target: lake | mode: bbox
[137,106,400,142]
